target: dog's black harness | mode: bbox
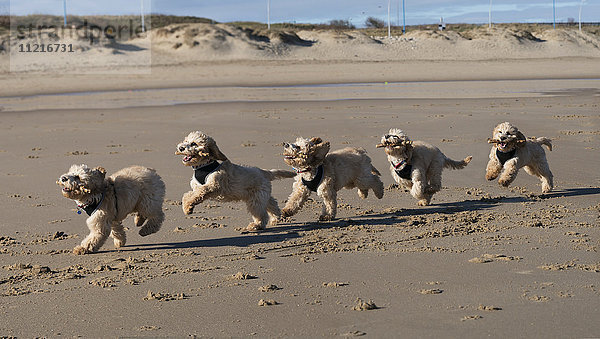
[301,165,324,192]
[77,192,104,216]
[193,161,220,185]
[496,148,516,166]
[391,161,412,180]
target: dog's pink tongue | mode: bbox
[184,156,192,162]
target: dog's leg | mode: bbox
[371,175,384,199]
[139,210,165,236]
[486,158,502,181]
[539,162,553,193]
[319,184,337,221]
[73,218,111,254]
[266,197,281,226]
[281,179,311,218]
[425,167,442,195]
[182,186,217,215]
[410,169,431,206]
[110,221,126,248]
[498,158,520,187]
[244,196,269,232]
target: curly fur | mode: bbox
[176,131,295,232]
[281,137,384,221]
[57,164,165,254]
[377,128,472,206]
[486,122,553,193]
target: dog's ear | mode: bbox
[311,141,330,161]
[515,130,526,147]
[94,166,106,178]
[309,137,323,145]
[209,142,228,161]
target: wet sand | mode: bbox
[0,66,599,337]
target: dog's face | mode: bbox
[176,131,227,167]
[376,129,413,166]
[282,137,330,170]
[489,122,526,152]
[57,164,106,200]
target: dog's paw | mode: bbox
[242,223,265,233]
[498,178,511,187]
[485,173,498,181]
[182,203,194,215]
[417,200,430,206]
[278,215,293,223]
[72,246,89,255]
[281,208,293,218]
[318,214,334,222]
[113,238,126,248]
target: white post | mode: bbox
[63,0,67,27]
[267,0,271,30]
[552,0,556,29]
[387,0,391,38]
[140,0,146,32]
[488,0,492,29]
[579,0,585,32]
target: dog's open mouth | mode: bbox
[62,187,71,192]
[498,142,507,149]
[182,155,195,162]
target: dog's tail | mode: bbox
[266,169,297,181]
[371,165,381,176]
[531,137,552,151]
[444,155,472,170]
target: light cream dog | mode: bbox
[281,137,384,221]
[57,164,165,254]
[176,131,296,232]
[486,122,553,193]
[377,129,472,206]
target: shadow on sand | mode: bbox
[110,187,598,253]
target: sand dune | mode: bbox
[2,23,599,73]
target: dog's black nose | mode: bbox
[179,146,185,152]
[61,176,68,182]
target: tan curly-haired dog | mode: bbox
[486,122,553,193]
[57,164,165,254]
[377,129,472,206]
[281,137,384,221]
[176,131,296,232]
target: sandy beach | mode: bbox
[0,23,599,337]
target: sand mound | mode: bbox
[152,23,312,58]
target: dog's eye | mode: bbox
[190,142,197,147]
[179,146,185,152]
[60,176,68,182]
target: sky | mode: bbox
[3,0,598,26]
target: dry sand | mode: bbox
[0,23,599,337]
